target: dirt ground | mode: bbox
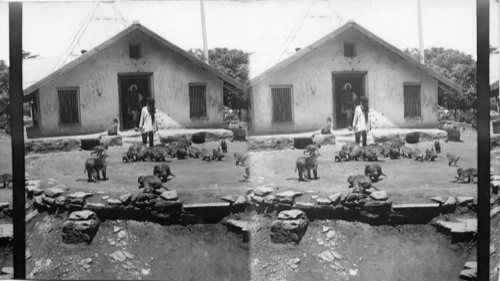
[26,213,250,280]
[249,131,477,204]
[247,213,475,281]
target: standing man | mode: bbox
[126,84,143,131]
[341,83,357,130]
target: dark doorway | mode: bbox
[118,74,152,130]
[333,73,365,129]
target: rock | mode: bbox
[1,266,13,278]
[44,186,64,198]
[42,196,55,205]
[331,251,343,260]
[107,199,122,205]
[141,268,150,275]
[311,195,319,199]
[460,268,477,280]
[110,250,127,262]
[442,196,457,212]
[326,230,336,240]
[430,196,445,204]
[316,198,331,205]
[160,190,178,201]
[292,201,315,210]
[0,202,9,210]
[220,196,235,204]
[253,186,274,197]
[113,226,122,233]
[69,210,96,221]
[464,261,477,270]
[363,200,392,214]
[25,209,38,223]
[433,218,477,235]
[457,197,474,206]
[119,193,132,205]
[62,218,100,244]
[117,230,127,240]
[276,191,302,198]
[369,190,388,201]
[233,195,247,206]
[102,196,109,200]
[250,195,264,204]
[270,218,309,244]
[67,192,91,199]
[328,193,342,206]
[278,209,306,220]
[322,226,330,233]
[0,224,13,239]
[122,251,134,259]
[318,251,335,262]
[263,195,277,205]
[26,250,32,260]
[85,203,105,211]
[225,219,251,232]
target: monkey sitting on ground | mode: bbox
[84,152,108,182]
[303,144,321,155]
[295,147,320,182]
[389,147,401,160]
[335,147,350,162]
[138,175,165,191]
[347,174,379,192]
[212,147,225,161]
[187,146,200,158]
[221,140,228,153]
[201,148,212,162]
[364,164,387,182]
[0,173,12,188]
[153,164,176,182]
[434,140,441,153]
[136,146,154,161]
[400,146,413,158]
[413,148,424,162]
[453,168,478,184]
[349,145,363,161]
[176,147,188,160]
[234,152,248,166]
[446,153,460,167]
[424,148,438,161]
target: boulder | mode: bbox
[69,210,97,221]
[233,195,247,206]
[44,187,65,198]
[328,193,342,206]
[253,186,274,197]
[153,200,182,213]
[293,201,315,210]
[160,191,178,201]
[278,209,306,220]
[369,190,388,201]
[363,200,392,215]
[430,196,445,204]
[442,196,457,212]
[263,195,277,205]
[0,224,13,240]
[119,193,132,205]
[316,198,331,206]
[220,196,235,204]
[457,197,474,206]
[107,199,122,206]
[85,203,105,212]
[62,218,100,244]
[225,219,251,232]
[270,218,309,244]
[67,192,93,199]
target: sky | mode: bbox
[0,0,498,82]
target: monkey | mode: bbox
[347,174,379,191]
[366,144,384,158]
[434,140,441,153]
[136,146,154,161]
[212,147,222,161]
[453,168,478,184]
[364,164,387,182]
[335,146,350,162]
[137,175,165,191]
[363,150,379,162]
[153,164,176,182]
[221,140,228,153]
[122,150,137,163]
[349,145,363,161]
[389,147,400,160]
[303,144,321,155]
[446,153,460,167]
[176,148,188,160]
[424,148,438,161]
[84,152,108,182]
[90,144,108,156]
[241,166,251,181]
[295,147,320,182]
[413,148,424,162]
[201,148,212,162]
[0,173,12,188]
[187,146,200,158]
[234,152,248,166]
[400,146,413,158]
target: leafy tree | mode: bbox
[188,47,251,110]
[404,47,477,117]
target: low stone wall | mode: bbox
[158,129,233,144]
[247,134,336,151]
[372,129,448,143]
[25,135,123,154]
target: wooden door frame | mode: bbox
[117,72,153,131]
[331,71,368,129]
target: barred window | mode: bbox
[189,85,207,118]
[271,87,293,123]
[58,88,80,125]
[404,84,421,118]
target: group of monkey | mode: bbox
[84,139,252,190]
[293,138,477,189]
